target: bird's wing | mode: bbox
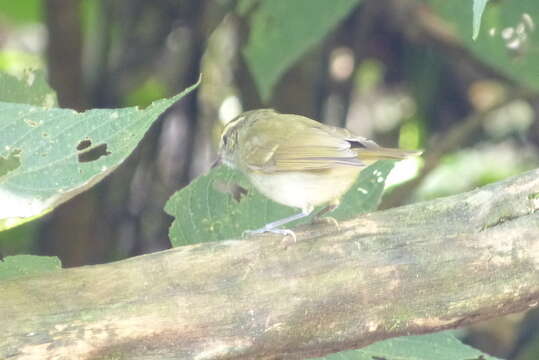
[242,115,366,172]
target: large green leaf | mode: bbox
[316,332,500,360]
[165,161,394,247]
[0,75,200,231]
[429,0,539,91]
[242,0,361,101]
[0,255,61,281]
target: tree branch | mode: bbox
[2,169,539,359]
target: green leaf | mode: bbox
[165,161,394,247]
[0,75,200,231]
[242,0,361,101]
[473,0,489,40]
[316,332,500,360]
[0,255,61,281]
[0,70,57,107]
[429,0,539,91]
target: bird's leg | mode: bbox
[244,206,313,241]
[259,210,312,230]
[311,199,340,229]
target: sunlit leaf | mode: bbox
[0,74,200,231]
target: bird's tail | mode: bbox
[356,147,423,162]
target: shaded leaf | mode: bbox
[242,0,361,101]
[316,332,500,360]
[0,255,61,281]
[429,0,539,91]
[165,161,393,247]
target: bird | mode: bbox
[217,109,421,238]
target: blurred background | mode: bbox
[0,0,538,358]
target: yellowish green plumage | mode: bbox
[218,109,421,237]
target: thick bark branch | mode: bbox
[2,170,539,359]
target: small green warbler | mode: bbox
[217,109,421,238]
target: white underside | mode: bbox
[248,167,361,212]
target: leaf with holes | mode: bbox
[165,161,394,247]
[0,75,200,231]
[316,332,500,360]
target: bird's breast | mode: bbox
[247,167,362,211]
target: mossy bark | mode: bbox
[2,169,539,360]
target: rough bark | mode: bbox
[2,169,539,360]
